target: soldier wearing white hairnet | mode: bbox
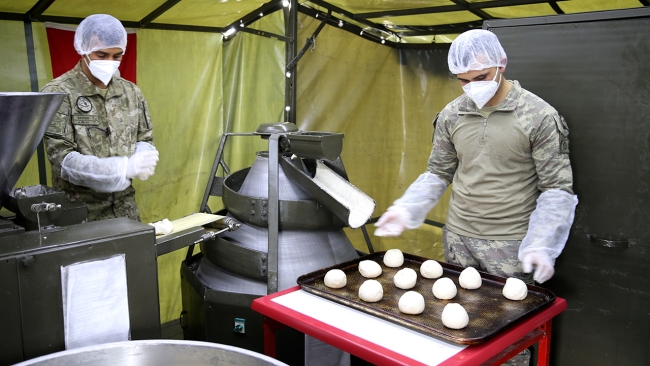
[375,29,578,365]
[42,14,159,221]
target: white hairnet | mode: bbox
[74,14,127,55]
[448,29,507,74]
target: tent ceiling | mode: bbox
[0,0,647,44]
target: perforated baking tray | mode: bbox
[297,251,555,345]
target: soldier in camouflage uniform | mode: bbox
[42,14,158,222]
[375,30,578,366]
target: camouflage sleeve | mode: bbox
[135,87,154,146]
[41,84,77,171]
[426,109,458,185]
[531,113,574,194]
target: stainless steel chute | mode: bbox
[0,92,65,210]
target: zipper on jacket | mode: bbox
[480,117,488,145]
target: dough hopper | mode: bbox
[0,92,69,235]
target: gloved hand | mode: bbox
[374,210,407,237]
[127,150,159,181]
[522,251,555,283]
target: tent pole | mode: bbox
[283,0,297,124]
[23,20,48,186]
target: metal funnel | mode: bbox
[0,92,65,210]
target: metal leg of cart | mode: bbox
[263,316,285,359]
[482,320,553,366]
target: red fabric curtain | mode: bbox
[45,26,137,83]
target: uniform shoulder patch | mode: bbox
[76,96,93,113]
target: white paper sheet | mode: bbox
[274,290,466,365]
[61,254,130,349]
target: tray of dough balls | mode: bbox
[296,249,556,345]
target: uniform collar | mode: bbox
[72,61,125,99]
[458,80,521,113]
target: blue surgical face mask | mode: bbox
[462,68,502,109]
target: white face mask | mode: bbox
[84,56,120,86]
[462,69,502,109]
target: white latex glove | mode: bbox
[522,251,555,283]
[374,210,407,237]
[127,150,159,180]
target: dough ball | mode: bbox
[420,260,443,279]
[502,277,528,300]
[323,269,347,289]
[358,260,382,278]
[358,280,384,302]
[398,291,425,315]
[432,277,457,300]
[383,249,404,268]
[441,303,469,329]
[393,268,417,289]
[458,267,482,290]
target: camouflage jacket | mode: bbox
[428,80,573,239]
[41,61,154,222]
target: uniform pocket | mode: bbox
[71,114,109,157]
[553,115,570,154]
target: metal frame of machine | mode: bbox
[181,122,376,365]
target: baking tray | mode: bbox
[297,251,556,345]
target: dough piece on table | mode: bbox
[358,260,382,278]
[441,303,469,329]
[398,291,425,315]
[502,277,528,300]
[420,260,443,279]
[149,218,174,235]
[393,268,417,289]
[432,277,457,300]
[458,267,482,290]
[358,279,384,302]
[383,249,404,268]
[324,269,347,289]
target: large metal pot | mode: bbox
[14,340,288,366]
